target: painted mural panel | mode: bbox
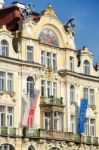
[39,28,59,46]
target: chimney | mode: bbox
[12,1,25,9]
[0,0,4,9]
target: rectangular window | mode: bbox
[85,118,95,136]
[89,89,95,105]
[0,106,14,127]
[47,52,51,68]
[70,115,75,132]
[41,51,45,65]
[83,88,88,99]
[54,112,62,131]
[90,119,95,136]
[85,118,89,136]
[53,53,57,69]
[7,107,13,127]
[44,112,51,130]
[41,80,45,97]
[0,106,5,127]
[70,56,74,71]
[53,82,57,97]
[47,81,51,98]
[27,46,33,62]
[0,72,5,91]
[7,73,13,92]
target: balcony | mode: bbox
[0,127,16,136]
[40,96,63,106]
[26,128,40,138]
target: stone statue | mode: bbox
[64,18,75,33]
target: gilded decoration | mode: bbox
[44,4,57,18]
[39,28,59,46]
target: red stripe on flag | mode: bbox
[27,91,39,127]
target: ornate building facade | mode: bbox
[0,1,99,150]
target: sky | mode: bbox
[4,0,99,64]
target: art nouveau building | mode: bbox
[0,1,99,150]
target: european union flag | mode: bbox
[78,98,88,134]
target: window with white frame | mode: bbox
[83,88,88,99]
[83,88,95,105]
[47,52,51,68]
[41,80,45,96]
[0,105,14,127]
[7,107,13,127]
[41,51,57,69]
[53,53,57,69]
[27,76,34,95]
[85,118,95,136]
[54,111,62,131]
[41,80,57,98]
[41,51,45,65]
[89,89,95,105]
[84,60,90,75]
[0,72,5,91]
[7,73,13,92]
[70,115,75,132]
[44,112,51,130]
[70,56,74,71]
[53,82,57,97]
[27,46,33,62]
[0,40,9,56]
[47,81,52,98]
[70,85,75,101]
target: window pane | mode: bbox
[53,54,57,69]
[0,40,9,57]
[41,51,45,65]
[53,82,57,97]
[47,52,51,68]
[27,46,33,62]
[70,85,75,101]
[70,115,75,132]
[7,73,13,91]
[41,80,45,96]
[0,72,5,91]
[70,57,74,71]
[90,89,95,105]
[84,60,90,75]
[44,112,51,130]
[47,81,51,98]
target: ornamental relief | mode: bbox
[0,92,15,106]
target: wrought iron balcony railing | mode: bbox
[40,96,63,106]
[0,127,16,136]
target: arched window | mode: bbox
[70,85,75,101]
[28,146,35,150]
[83,60,90,75]
[0,144,15,150]
[0,40,9,56]
[27,76,34,96]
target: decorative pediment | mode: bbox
[44,4,57,18]
[0,91,16,105]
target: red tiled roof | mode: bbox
[0,5,41,31]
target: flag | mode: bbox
[27,89,39,127]
[78,98,88,134]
